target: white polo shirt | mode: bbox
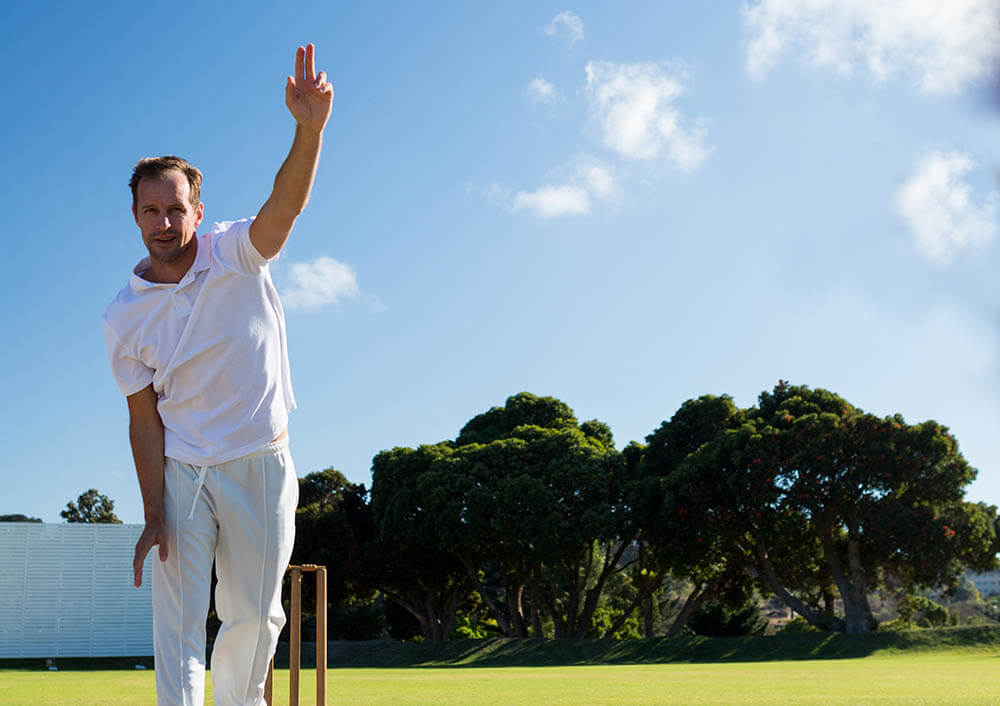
[103,219,296,466]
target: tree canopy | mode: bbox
[671,382,999,633]
[60,489,121,524]
[304,383,999,639]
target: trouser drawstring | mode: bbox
[187,466,210,520]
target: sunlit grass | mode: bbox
[3,653,1000,705]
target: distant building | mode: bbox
[0,523,152,658]
[965,568,1000,597]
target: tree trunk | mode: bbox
[843,537,877,633]
[507,579,529,637]
[820,529,876,634]
[666,580,714,636]
[750,534,845,631]
[530,582,544,637]
[643,595,655,638]
[383,577,464,640]
[574,542,629,638]
[603,568,666,639]
[460,557,514,637]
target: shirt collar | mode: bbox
[129,234,210,292]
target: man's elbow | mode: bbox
[129,416,162,444]
[269,196,307,226]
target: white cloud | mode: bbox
[545,11,584,45]
[281,256,361,310]
[743,0,1000,94]
[526,77,556,103]
[578,163,618,200]
[894,150,999,265]
[513,185,592,217]
[585,60,709,170]
[511,160,619,218]
[481,182,513,206]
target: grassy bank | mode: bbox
[4,625,998,672]
[315,625,1000,668]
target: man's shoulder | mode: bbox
[207,218,253,243]
[102,280,140,333]
[206,218,268,273]
[102,255,157,333]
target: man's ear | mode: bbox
[195,201,204,229]
[132,203,139,226]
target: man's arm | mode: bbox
[127,384,168,588]
[250,43,335,260]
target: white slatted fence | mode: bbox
[0,523,152,657]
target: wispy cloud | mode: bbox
[512,160,619,218]
[894,150,999,265]
[526,77,557,103]
[577,162,619,200]
[281,256,362,310]
[585,61,709,170]
[545,11,584,45]
[481,182,512,207]
[743,0,1000,94]
[513,185,592,218]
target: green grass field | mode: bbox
[3,653,1000,705]
[3,630,999,705]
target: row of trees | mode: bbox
[1,489,121,524]
[293,383,1000,638]
[12,383,995,639]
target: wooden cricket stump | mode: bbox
[265,564,327,705]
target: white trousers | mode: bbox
[153,439,298,706]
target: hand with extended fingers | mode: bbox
[286,43,334,133]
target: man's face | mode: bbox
[133,170,204,265]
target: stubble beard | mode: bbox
[147,230,194,265]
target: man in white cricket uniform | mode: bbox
[102,45,333,706]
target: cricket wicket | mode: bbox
[265,564,327,706]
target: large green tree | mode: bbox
[618,394,757,637]
[445,393,630,638]
[291,468,381,640]
[60,489,122,523]
[370,442,471,640]
[683,382,999,633]
[368,392,631,639]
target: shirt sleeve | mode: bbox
[103,320,155,397]
[211,218,276,276]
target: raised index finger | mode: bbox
[305,43,316,82]
[295,45,305,83]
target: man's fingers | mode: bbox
[295,46,305,83]
[133,540,150,587]
[316,71,327,88]
[305,43,316,82]
[133,529,167,588]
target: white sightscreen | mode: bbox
[0,523,153,658]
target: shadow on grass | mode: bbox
[321,625,1000,668]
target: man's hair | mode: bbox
[129,156,203,210]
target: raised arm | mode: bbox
[250,43,335,260]
[127,384,168,587]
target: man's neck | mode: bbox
[141,237,198,284]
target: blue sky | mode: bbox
[3,1,999,523]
